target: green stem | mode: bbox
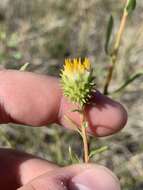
[80,107,89,163]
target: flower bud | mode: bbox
[60,58,96,107]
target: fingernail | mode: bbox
[69,167,121,190]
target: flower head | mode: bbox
[60,58,96,107]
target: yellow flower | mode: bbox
[60,58,96,106]
[63,58,90,76]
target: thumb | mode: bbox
[17,164,121,190]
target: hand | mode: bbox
[0,70,127,190]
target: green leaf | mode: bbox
[125,0,136,14]
[68,146,81,164]
[20,62,30,71]
[112,71,143,94]
[89,146,108,158]
[105,15,114,54]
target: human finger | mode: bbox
[17,164,120,190]
[0,70,127,136]
[59,91,127,136]
[0,148,59,190]
[0,148,120,190]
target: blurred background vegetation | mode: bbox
[0,0,143,189]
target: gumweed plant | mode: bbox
[60,0,138,163]
[60,58,96,163]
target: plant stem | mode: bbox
[80,108,89,163]
[104,6,128,95]
[114,11,128,52]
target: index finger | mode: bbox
[0,70,127,136]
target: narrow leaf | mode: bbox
[105,15,114,54]
[112,71,143,94]
[89,146,108,158]
[68,146,80,164]
[125,0,136,14]
[20,62,30,71]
